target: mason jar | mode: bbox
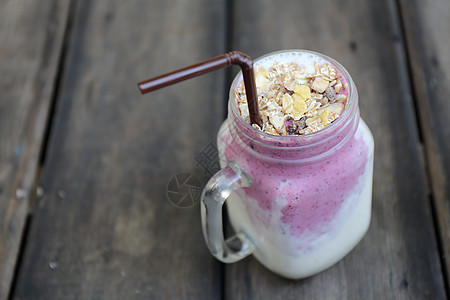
[201,50,374,279]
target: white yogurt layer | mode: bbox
[225,120,374,279]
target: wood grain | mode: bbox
[0,0,71,299]
[398,0,450,290]
[12,0,226,299]
[225,0,446,299]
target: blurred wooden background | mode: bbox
[1,0,449,299]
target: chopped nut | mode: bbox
[335,94,347,102]
[329,80,337,87]
[294,73,309,85]
[266,125,279,135]
[320,97,329,106]
[261,100,282,117]
[310,93,323,101]
[269,113,287,132]
[326,102,345,118]
[334,82,342,93]
[239,103,249,119]
[282,94,294,114]
[284,76,298,91]
[275,90,286,105]
[255,72,271,91]
[311,77,329,93]
[306,100,321,114]
[252,123,261,130]
[306,115,321,127]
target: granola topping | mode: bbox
[235,60,348,136]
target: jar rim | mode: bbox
[229,49,358,147]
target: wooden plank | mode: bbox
[0,0,71,299]
[225,0,446,299]
[399,0,450,290]
[11,0,226,299]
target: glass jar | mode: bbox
[201,50,374,279]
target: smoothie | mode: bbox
[216,50,374,279]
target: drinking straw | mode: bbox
[138,51,263,127]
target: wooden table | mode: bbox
[1,0,449,299]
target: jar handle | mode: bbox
[200,160,255,263]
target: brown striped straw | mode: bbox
[137,51,263,127]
